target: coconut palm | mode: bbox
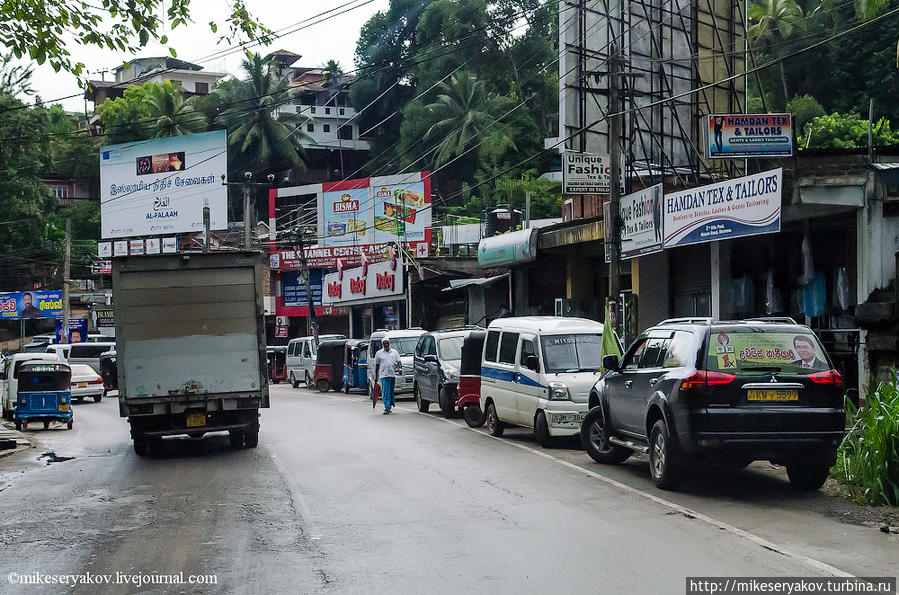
[322,59,344,87]
[218,53,312,178]
[424,70,516,168]
[145,81,195,137]
[748,0,804,103]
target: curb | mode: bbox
[0,420,34,460]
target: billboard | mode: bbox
[620,184,664,259]
[706,114,793,158]
[271,243,419,270]
[56,318,88,343]
[0,291,63,319]
[322,253,405,306]
[562,152,625,194]
[281,270,323,308]
[663,168,782,248]
[100,130,228,238]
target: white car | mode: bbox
[69,363,104,403]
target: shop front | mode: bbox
[322,256,407,338]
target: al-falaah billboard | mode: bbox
[100,130,228,238]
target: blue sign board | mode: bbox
[0,291,64,319]
[55,318,88,343]
[282,270,323,307]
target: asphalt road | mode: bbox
[0,385,895,594]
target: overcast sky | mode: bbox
[26,0,390,112]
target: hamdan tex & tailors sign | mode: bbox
[663,168,782,248]
[100,130,228,238]
[706,114,793,158]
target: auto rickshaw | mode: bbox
[99,349,117,396]
[266,346,288,384]
[342,339,368,394]
[13,361,73,431]
[458,330,487,427]
[313,339,347,392]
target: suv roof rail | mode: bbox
[745,316,799,324]
[658,317,713,325]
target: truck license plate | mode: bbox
[186,413,206,427]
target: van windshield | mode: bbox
[541,334,604,373]
[706,330,829,375]
[389,337,419,357]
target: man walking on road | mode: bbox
[373,338,401,415]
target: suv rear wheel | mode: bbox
[786,461,831,491]
[581,407,631,464]
[649,419,681,490]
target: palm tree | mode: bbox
[145,81,195,137]
[218,53,312,179]
[748,0,804,104]
[424,71,516,168]
[322,59,344,87]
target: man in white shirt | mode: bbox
[373,338,401,414]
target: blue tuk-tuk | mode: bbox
[14,361,73,431]
[342,339,368,394]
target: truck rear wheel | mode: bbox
[229,430,244,448]
[244,430,259,448]
[133,434,149,456]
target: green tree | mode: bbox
[0,53,35,97]
[218,54,312,180]
[803,112,899,148]
[322,60,344,87]
[1,0,270,78]
[786,94,825,137]
[96,82,159,144]
[145,81,196,138]
[748,0,805,107]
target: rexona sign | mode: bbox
[322,254,404,306]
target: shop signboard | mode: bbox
[100,130,228,238]
[97,242,112,258]
[281,270,323,308]
[275,325,289,338]
[663,168,782,248]
[0,290,63,319]
[562,152,625,194]
[114,240,128,256]
[93,308,115,328]
[321,253,405,306]
[270,242,428,270]
[620,184,664,259]
[706,114,793,158]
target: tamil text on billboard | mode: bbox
[562,152,625,194]
[100,130,228,238]
[663,168,782,248]
[706,114,793,158]
[620,184,664,259]
[0,291,63,319]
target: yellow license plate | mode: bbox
[747,389,798,401]
[186,413,206,428]
[58,404,70,411]
[77,382,87,388]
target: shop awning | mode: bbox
[444,274,509,291]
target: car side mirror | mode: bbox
[424,355,438,364]
[602,355,620,371]
[525,355,540,372]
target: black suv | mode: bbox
[581,318,845,491]
[412,329,474,417]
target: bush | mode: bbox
[831,377,899,506]
[786,95,825,137]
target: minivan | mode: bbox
[67,342,115,374]
[368,328,427,397]
[480,317,616,447]
[286,335,346,388]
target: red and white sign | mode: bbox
[322,256,404,306]
[270,240,430,270]
[275,325,289,338]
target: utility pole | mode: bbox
[242,173,253,250]
[63,218,71,343]
[525,191,531,228]
[607,46,622,330]
[294,226,319,347]
[203,200,211,254]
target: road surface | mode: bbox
[0,385,895,594]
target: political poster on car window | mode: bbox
[706,114,793,158]
[707,331,825,373]
[663,168,781,248]
[620,184,664,259]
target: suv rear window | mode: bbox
[70,344,112,358]
[706,330,829,375]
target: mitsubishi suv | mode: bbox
[581,318,845,491]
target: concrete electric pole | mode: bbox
[607,48,622,329]
[63,218,71,343]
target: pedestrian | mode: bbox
[373,337,401,415]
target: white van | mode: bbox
[1,352,61,419]
[479,317,616,447]
[367,328,427,397]
[286,334,345,388]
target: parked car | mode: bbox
[313,339,348,392]
[368,328,427,398]
[287,334,346,388]
[413,328,477,417]
[480,317,616,447]
[582,318,846,491]
[1,352,62,420]
[69,363,105,403]
[66,342,115,374]
[458,330,488,427]
[23,335,55,352]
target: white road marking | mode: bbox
[394,405,855,578]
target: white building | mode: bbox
[85,57,226,107]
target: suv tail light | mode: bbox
[808,369,843,388]
[680,370,736,390]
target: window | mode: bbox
[484,331,500,363]
[70,344,112,358]
[426,336,437,356]
[520,339,538,371]
[325,107,331,115]
[323,124,330,133]
[307,123,314,133]
[498,332,519,364]
[288,342,297,357]
[302,343,311,358]
[541,334,604,373]
[639,337,670,369]
[310,107,316,114]
[51,185,68,199]
[194,82,209,94]
[415,336,426,357]
[338,126,353,140]
[621,338,648,371]
[437,336,464,361]
[339,108,345,115]
[663,331,694,368]
[296,106,304,113]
